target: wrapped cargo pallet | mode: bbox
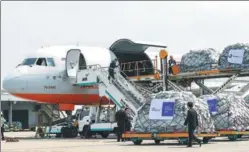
[218,43,249,70]
[245,94,249,104]
[200,93,249,131]
[133,91,215,133]
[180,48,219,72]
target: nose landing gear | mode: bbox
[60,111,78,138]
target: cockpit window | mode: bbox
[47,58,56,67]
[36,58,47,66]
[22,58,37,65]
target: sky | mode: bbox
[1,1,249,89]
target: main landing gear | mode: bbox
[61,111,78,138]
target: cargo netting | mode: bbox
[200,93,249,131]
[218,43,249,70]
[179,48,220,72]
[133,91,215,133]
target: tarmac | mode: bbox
[1,132,249,152]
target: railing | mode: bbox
[78,64,152,99]
[119,58,186,77]
[79,64,143,114]
[120,57,159,77]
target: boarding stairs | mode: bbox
[118,70,153,99]
[75,64,149,118]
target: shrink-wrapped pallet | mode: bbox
[200,93,249,131]
[179,48,219,72]
[133,91,215,133]
[218,43,249,70]
[245,94,249,104]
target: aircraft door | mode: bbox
[66,49,81,81]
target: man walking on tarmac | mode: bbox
[115,106,128,142]
[184,102,202,147]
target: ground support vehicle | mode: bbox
[217,130,249,141]
[122,131,220,145]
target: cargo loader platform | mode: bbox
[130,68,249,97]
[217,130,249,141]
[168,69,249,81]
[122,131,220,145]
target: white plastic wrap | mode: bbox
[133,91,215,133]
[200,93,249,131]
[218,43,249,70]
[244,94,249,104]
[180,48,219,72]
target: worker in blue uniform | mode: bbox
[168,55,176,74]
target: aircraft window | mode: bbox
[47,58,56,66]
[36,58,47,66]
[21,58,37,65]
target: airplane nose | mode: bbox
[3,76,19,93]
[3,76,14,92]
[3,69,27,93]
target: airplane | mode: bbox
[3,38,247,137]
[3,38,170,137]
[2,39,168,107]
[2,38,221,108]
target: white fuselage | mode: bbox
[3,44,243,106]
[3,45,118,105]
